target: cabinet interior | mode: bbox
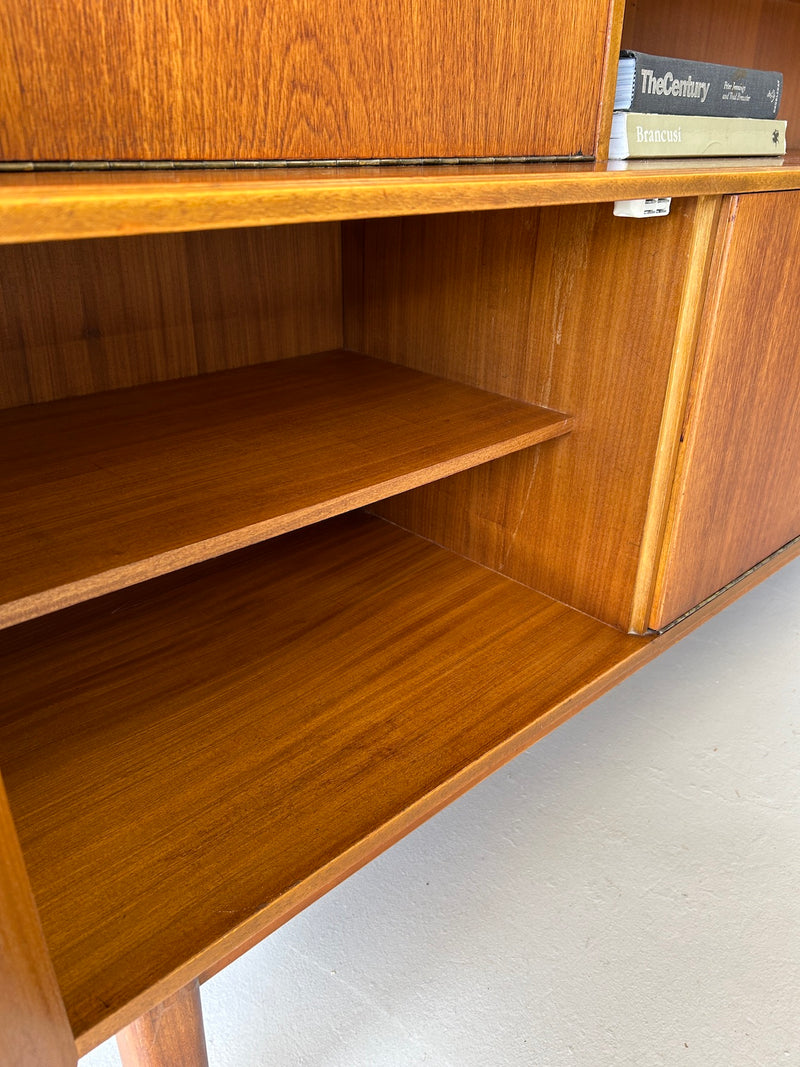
[0,199,707,633]
[0,201,692,1050]
[622,0,800,150]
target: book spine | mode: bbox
[626,52,782,119]
[610,113,787,159]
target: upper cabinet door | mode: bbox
[0,0,614,163]
[652,191,800,629]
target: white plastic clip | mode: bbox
[613,197,672,218]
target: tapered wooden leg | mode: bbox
[116,980,209,1067]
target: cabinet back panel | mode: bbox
[622,0,800,150]
[0,0,611,162]
[347,204,699,630]
[0,224,342,408]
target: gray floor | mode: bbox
[81,556,800,1067]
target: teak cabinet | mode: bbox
[1,1,799,1064]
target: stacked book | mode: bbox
[610,51,785,159]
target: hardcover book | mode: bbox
[609,112,787,159]
[615,51,782,119]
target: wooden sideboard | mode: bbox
[1,0,799,1063]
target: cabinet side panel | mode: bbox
[622,0,800,151]
[0,223,342,408]
[358,205,698,629]
[652,191,800,627]
[0,774,76,1066]
[594,0,628,162]
[0,0,610,162]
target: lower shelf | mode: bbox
[0,512,649,1052]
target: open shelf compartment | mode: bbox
[0,349,571,628]
[620,0,800,153]
[0,512,651,1053]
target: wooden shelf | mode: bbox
[1,156,800,244]
[0,512,651,1052]
[0,349,571,629]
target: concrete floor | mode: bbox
[81,555,800,1067]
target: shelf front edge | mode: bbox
[2,160,800,243]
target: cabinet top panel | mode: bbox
[1,159,800,244]
[0,0,610,163]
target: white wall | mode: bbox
[82,555,800,1067]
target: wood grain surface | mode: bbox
[623,0,800,151]
[0,223,342,409]
[349,203,699,630]
[627,195,723,632]
[116,982,207,1067]
[197,530,800,989]
[0,0,609,162]
[0,349,571,628]
[5,511,796,1054]
[0,775,76,1066]
[652,191,800,626]
[2,160,800,245]
[0,512,648,1051]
